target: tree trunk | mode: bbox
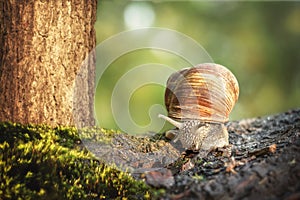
[0,0,96,127]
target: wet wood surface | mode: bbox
[160,109,300,199]
[83,109,300,199]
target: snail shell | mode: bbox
[159,63,239,152]
[165,63,239,123]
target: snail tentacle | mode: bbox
[158,114,183,129]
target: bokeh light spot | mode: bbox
[124,2,155,29]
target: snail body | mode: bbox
[159,63,239,152]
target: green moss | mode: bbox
[0,122,154,199]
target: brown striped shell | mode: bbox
[165,63,239,123]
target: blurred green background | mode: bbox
[94,1,300,134]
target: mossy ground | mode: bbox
[1,110,299,199]
[0,122,157,199]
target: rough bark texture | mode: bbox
[0,0,96,127]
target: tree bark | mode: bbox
[0,0,96,127]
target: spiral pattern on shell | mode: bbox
[165,63,239,123]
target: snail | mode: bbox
[159,63,239,153]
